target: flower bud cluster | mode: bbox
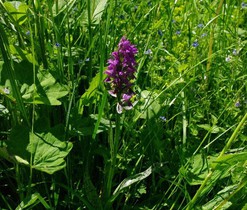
[104,37,138,113]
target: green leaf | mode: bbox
[78,72,105,113]
[202,185,235,210]
[16,192,51,209]
[179,157,208,186]
[9,45,38,65]
[16,193,40,210]
[211,114,218,125]
[7,126,73,174]
[231,161,247,183]
[198,124,221,133]
[52,0,67,15]
[81,0,108,26]
[92,0,108,24]
[112,166,152,198]
[3,1,28,25]
[0,61,68,105]
[138,90,161,119]
[180,154,228,186]
[52,0,77,16]
[21,70,68,105]
[213,152,247,168]
[28,132,72,174]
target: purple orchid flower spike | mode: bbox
[104,36,138,113]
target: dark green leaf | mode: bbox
[7,126,73,174]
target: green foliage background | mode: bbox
[0,0,246,209]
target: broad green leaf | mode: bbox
[138,90,161,119]
[180,154,229,186]
[21,70,68,105]
[27,132,72,174]
[81,0,108,26]
[9,45,38,65]
[0,61,68,105]
[202,185,235,210]
[78,72,105,113]
[92,0,108,24]
[212,152,247,168]
[7,126,73,174]
[16,192,51,209]
[52,0,67,15]
[52,0,76,16]
[231,161,247,183]
[16,193,40,210]
[113,166,152,197]
[179,154,209,185]
[198,124,221,133]
[3,1,28,25]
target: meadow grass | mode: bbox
[0,0,246,209]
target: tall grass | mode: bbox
[0,0,246,209]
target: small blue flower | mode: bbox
[192,41,199,47]
[55,42,61,47]
[235,101,241,107]
[3,87,10,95]
[225,56,231,62]
[232,49,238,55]
[159,116,166,122]
[201,33,207,38]
[26,30,30,36]
[175,30,181,35]
[144,49,152,55]
[197,23,204,28]
[241,2,247,8]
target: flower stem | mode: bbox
[105,113,121,208]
